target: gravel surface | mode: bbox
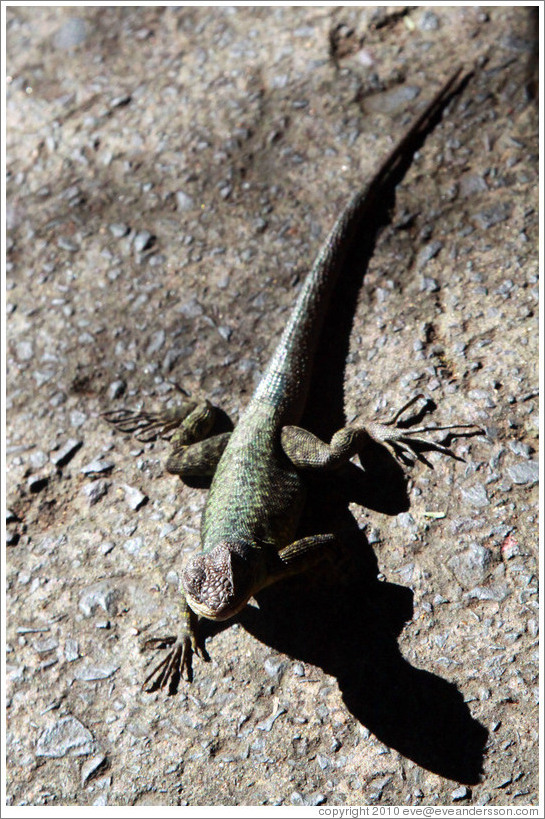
[5,5,539,808]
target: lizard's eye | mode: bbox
[183,557,206,597]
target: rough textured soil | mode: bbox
[5,5,539,808]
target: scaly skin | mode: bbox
[104,67,475,693]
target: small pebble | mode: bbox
[507,461,538,486]
[81,753,107,785]
[501,534,520,560]
[527,619,538,637]
[51,439,83,467]
[123,536,143,555]
[175,191,194,211]
[70,410,87,428]
[57,237,80,252]
[82,479,109,505]
[146,330,166,356]
[100,541,115,555]
[466,584,510,602]
[472,202,512,230]
[108,223,130,238]
[176,297,203,318]
[79,581,119,617]
[508,440,532,458]
[417,240,443,270]
[366,84,421,115]
[29,450,48,469]
[133,230,155,253]
[218,325,232,342]
[420,276,440,292]
[448,543,492,588]
[264,656,286,680]
[418,9,440,30]
[147,253,166,266]
[74,664,119,681]
[122,484,148,511]
[110,94,132,108]
[107,380,126,400]
[53,18,88,50]
[50,391,67,407]
[461,484,489,507]
[16,341,34,361]
[64,639,80,662]
[459,173,488,197]
[81,459,114,475]
[33,637,58,654]
[36,716,94,758]
[28,474,49,493]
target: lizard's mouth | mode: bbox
[185,591,252,621]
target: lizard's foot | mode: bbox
[102,400,215,444]
[366,394,481,467]
[102,407,189,442]
[141,632,210,694]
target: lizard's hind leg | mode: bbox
[104,400,231,477]
[166,432,231,477]
[281,394,480,471]
[281,425,368,470]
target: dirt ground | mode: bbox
[5,4,539,808]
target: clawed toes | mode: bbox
[139,629,207,694]
[386,435,463,468]
[102,409,179,443]
[382,393,428,427]
[369,395,483,468]
[142,641,190,694]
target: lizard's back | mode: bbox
[201,400,305,553]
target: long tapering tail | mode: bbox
[253,68,470,419]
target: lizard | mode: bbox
[104,67,474,694]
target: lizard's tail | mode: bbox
[254,68,471,417]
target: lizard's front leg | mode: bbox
[141,594,209,694]
[104,400,229,690]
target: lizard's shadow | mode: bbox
[238,78,487,784]
[237,470,488,785]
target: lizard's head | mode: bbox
[182,542,256,621]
